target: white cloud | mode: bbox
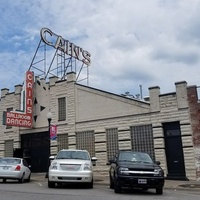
[1,0,200,97]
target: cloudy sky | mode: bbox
[1,0,200,98]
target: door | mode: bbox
[163,122,187,180]
[21,132,50,172]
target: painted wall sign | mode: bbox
[3,71,34,128]
[40,27,91,66]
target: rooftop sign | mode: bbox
[40,28,91,66]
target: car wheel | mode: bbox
[114,178,121,193]
[19,174,25,183]
[109,176,114,189]
[45,172,48,178]
[26,173,31,182]
[48,180,55,188]
[87,179,93,188]
[156,187,163,195]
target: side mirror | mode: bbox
[155,161,161,165]
[91,157,97,162]
[106,159,115,165]
[106,162,111,165]
[91,157,97,166]
[49,156,55,160]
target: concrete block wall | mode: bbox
[33,77,50,128]
[76,85,150,122]
[49,79,68,125]
[160,94,178,112]
[75,114,152,176]
[149,86,160,112]
[175,81,188,109]
[66,72,76,150]
[0,72,198,180]
[0,87,22,156]
[149,82,196,180]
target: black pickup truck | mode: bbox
[107,150,165,194]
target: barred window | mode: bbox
[106,128,119,161]
[131,124,155,161]
[57,134,68,151]
[58,97,66,121]
[76,131,95,157]
[5,140,14,157]
[6,107,13,129]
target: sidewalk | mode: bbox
[31,173,200,191]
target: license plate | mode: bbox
[138,179,147,184]
[3,166,9,170]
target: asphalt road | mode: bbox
[0,180,199,200]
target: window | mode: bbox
[131,124,155,161]
[76,131,95,157]
[57,134,68,151]
[5,140,14,157]
[58,97,66,121]
[106,128,119,161]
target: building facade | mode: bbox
[0,72,200,180]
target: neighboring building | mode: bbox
[0,72,200,181]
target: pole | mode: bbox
[45,117,52,178]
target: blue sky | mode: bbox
[1,0,200,98]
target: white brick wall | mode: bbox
[0,74,197,180]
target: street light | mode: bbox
[46,111,53,129]
[46,111,53,178]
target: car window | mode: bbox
[56,151,90,160]
[119,152,153,163]
[23,159,28,167]
[0,158,21,164]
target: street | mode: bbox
[0,180,199,200]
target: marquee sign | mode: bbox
[3,71,34,128]
[40,28,91,66]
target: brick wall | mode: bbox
[187,85,200,180]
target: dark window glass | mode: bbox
[106,128,119,161]
[131,124,155,161]
[58,97,66,121]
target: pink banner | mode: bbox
[50,125,57,140]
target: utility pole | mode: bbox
[139,85,143,99]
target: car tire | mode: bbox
[156,187,163,195]
[87,179,93,188]
[109,176,114,189]
[19,174,25,183]
[48,180,55,188]
[114,178,121,193]
[26,174,31,182]
[45,172,48,178]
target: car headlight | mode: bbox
[50,162,58,170]
[119,167,129,175]
[84,163,92,171]
[154,168,163,176]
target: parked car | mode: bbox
[107,150,165,194]
[48,149,97,188]
[0,157,31,183]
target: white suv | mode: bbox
[48,149,97,188]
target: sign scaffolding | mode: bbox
[28,28,91,85]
